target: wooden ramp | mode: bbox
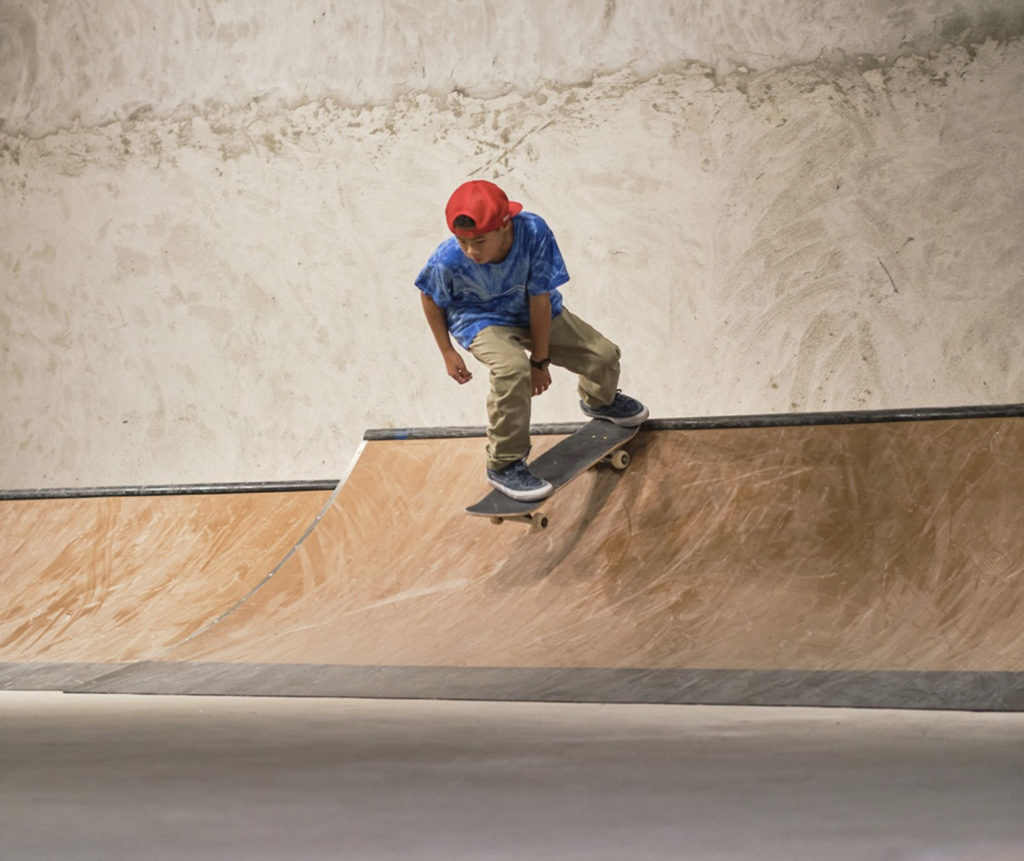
[3,409,1024,709]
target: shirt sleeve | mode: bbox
[414,243,457,309]
[523,216,570,295]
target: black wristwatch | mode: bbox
[530,357,550,370]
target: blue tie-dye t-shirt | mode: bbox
[415,211,568,349]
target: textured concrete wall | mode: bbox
[2,1,1023,487]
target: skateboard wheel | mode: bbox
[609,450,631,470]
[531,513,549,531]
[490,516,505,526]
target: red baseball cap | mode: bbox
[445,180,523,237]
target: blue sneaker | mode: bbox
[581,391,649,427]
[486,459,553,502]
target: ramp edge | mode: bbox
[364,403,1024,441]
[16,662,1022,712]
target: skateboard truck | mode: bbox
[489,511,550,530]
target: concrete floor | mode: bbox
[1,693,1022,860]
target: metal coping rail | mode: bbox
[0,479,340,502]
[363,402,1024,441]
[4,403,1021,501]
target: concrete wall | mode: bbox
[2,0,1023,488]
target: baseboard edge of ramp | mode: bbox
[58,662,1024,712]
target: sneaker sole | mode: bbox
[487,477,554,502]
[583,405,650,428]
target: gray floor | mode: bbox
[1,693,1022,860]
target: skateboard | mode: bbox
[465,419,639,529]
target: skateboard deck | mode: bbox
[466,419,639,529]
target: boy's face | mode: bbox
[455,223,513,265]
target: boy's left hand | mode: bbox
[531,366,551,397]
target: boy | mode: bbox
[416,180,647,502]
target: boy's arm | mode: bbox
[420,292,473,384]
[528,293,552,396]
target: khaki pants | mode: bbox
[468,307,621,470]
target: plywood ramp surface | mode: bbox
[3,417,1023,708]
[0,490,333,664]
[163,419,1024,674]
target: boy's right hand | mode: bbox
[444,350,473,385]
